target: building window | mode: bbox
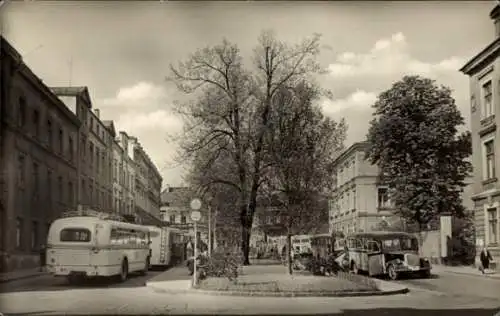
[18,96,27,127]
[31,221,38,250]
[181,215,187,224]
[47,120,53,147]
[482,80,493,118]
[16,218,23,249]
[58,128,64,154]
[81,179,86,202]
[47,170,53,204]
[68,136,74,161]
[33,162,39,198]
[352,188,356,210]
[169,215,175,223]
[484,139,496,180]
[377,187,390,209]
[488,208,498,245]
[17,153,25,188]
[68,181,74,205]
[32,109,40,137]
[58,176,63,203]
[80,137,85,159]
[89,142,94,165]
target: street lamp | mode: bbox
[190,198,202,286]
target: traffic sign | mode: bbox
[190,198,202,210]
[191,210,202,222]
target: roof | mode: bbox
[50,86,93,109]
[102,120,116,137]
[460,37,500,75]
[332,141,369,167]
[0,36,80,127]
[161,187,196,207]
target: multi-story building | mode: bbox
[329,142,475,237]
[129,137,162,220]
[50,87,113,212]
[160,186,208,242]
[460,4,500,265]
[1,36,80,271]
[329,142,392,235]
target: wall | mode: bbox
[414,230,441,264]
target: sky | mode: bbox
[1,1,496,188]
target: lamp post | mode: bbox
[190,198,202,286]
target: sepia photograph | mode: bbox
[0,0,499,315]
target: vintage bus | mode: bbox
[147,225,185,268]
[310,234,346,259]
[344,231,431,280]
[46,210,151,284]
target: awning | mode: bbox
[134,208,163,227]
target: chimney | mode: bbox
[491,4,500,37]
[94,109,100,118]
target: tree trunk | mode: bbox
[287,233,293,275]
[241,225,251,265]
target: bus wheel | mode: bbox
[119,259,128,282]
[387,264,398,280]
[139,257,150,276]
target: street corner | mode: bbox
[368,278,410,296]
[145,280,193,295]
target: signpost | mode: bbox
[190,198,202,286]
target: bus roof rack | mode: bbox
[61,208,128,222]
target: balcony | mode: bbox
[479,115,496,137]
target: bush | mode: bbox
[203,248,243,282]
[306,254,346,276]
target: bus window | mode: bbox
[111,229,119,244]
[60,228,91,242]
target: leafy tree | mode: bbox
[168,31,323,264]
[365,75,472,231]
[260,81,347,274]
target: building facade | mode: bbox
[50,87,114,212]
[460,4,500,264]
[160,186,208,242]
[130,137,162,220]
[329,142,393,235]
[1,37,80,271]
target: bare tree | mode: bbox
[261,82,347,274]
[168,31,324,265]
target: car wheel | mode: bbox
[387,264,398,280]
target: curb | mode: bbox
[0,271,48,284]
[146,281,409,298]
[440,270,500,280]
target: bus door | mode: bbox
[367,240,384,276]
[89,223,102,266]
[360,238,370,271]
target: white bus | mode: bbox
[46,210,151,284]
[147,225,184,268]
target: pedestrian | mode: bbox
[39,244,46,272]
[479,246,493,274]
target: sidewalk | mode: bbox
[432,264,500,279]
[146,263,192,292]
[0,268,48,283]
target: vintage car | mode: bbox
[345,231,432,280]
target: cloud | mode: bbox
[102,81,168,108]
[322,32,470,147]
[322,90,377,116]
[327,32,465,79]
[115,109,183,134]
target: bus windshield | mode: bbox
[381,237,418,251]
